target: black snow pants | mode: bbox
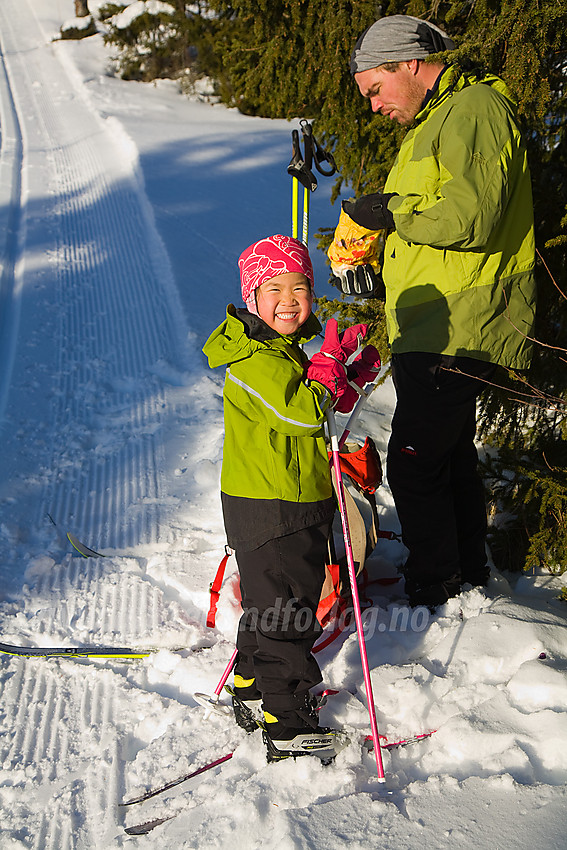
[387,352,496,603]
[234,520,331,718]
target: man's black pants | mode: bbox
[234,521,330,717]
[387,353,496,599]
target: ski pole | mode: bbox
[193,647,238,715]
[287,120,336,243]
[302,185,310,246]
[326,407,386,781]
[287,122,318,245]
[299,121,314,245]
[214,647,238,697]
[292,173,299,240]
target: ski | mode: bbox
[125,815,176,836]
[121,727,435,807]
[120,753,234,807]
[0,642,152,659]
[382,731,436,749]
[120,683,435,835]
[365,730,436,751]
[67,532,105,558]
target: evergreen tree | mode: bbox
[99,2,224,84]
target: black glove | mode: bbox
[342,193,397,231]
[330,264,386,299]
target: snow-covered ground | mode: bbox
[0,2,566,847]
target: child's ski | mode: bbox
[120,753,234,807]
[67,532,105,558]
[368,730,436,750]
[125,814,176,836]
[0,642,152,659]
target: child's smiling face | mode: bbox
[255,272,313,335]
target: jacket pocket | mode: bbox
[267,431,299,501]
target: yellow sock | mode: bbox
[234,674,256,690]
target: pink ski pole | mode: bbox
[214,647,238,697]
[193,647,238,715]
[327,407,386,781]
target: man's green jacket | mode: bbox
[384,65,536,369]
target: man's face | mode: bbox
[355,62,426,125]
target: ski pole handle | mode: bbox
[338,379,379,449]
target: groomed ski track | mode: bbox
[0,0,186,552]
[0,2,224,846]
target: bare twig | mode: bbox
[537,248,567,302]
[501,285,567,355]
[439,365,566,414]
[542,451,559,472]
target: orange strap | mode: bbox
[316,562,342,627]
[313,568,373,653]
[206,548,232,628]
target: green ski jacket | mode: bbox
[203,307,335,550]
[384,66,536,369]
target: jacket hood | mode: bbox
[203,304,322,369]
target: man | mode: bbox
[330,15,536,609]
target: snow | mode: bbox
[0,1,566,847]
[112,2,176,30]
[61,16,96,34]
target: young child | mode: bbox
[203,235,377,761]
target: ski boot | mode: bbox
[261,713,348,764]
[225,677,262,733]
[261,694,348,764]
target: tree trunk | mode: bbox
[75,1,90,17]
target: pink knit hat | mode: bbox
[238,235,314,315]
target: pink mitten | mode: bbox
[306,354,348,400]
[307,321,373,410]
[334,345,381,414]
[348,345,381,386]
[318,318,368,363]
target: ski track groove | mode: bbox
[32,812,49,850]
[13,546,180,646]
[1,654,125,845]
[20,668,48,767]
[37,803,59,850]
[0,2,195,844]
[1,0,182,552]
[33,673,57,766]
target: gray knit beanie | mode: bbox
[350,14,455,75]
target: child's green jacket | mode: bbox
[203,306,335,550]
